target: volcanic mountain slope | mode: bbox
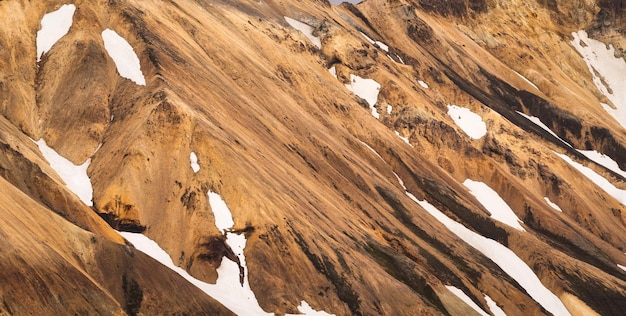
[1,0,626,315]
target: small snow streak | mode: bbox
[284,17,321,48]
[36,4,76,61]
[35,138,92,206]
[463,179,525,231]
[418,80,429,89]
[190,152,200,173]
[544,197,563,212]
[447,105,487,139]
[101,29,146,85]
[445,286,489,316]
[359,32,389,52]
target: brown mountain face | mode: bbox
[1,0,626,315]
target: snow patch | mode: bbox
[360,141,383,160]
[386,104,393,114]
[36,4,76,61]
[393,172,407,190]
[208,191,235,233]
[394,131,413,147]
[514,71,539,91]
[447,105,487,139]
[556,153,626,205]
[119,232,271,315]
[35,138,92,206]
[484,295,507,316]
[571,30,626,129]
[463,179,525,231]
[328,66,337,78]
[418,80,429,89]
[445,286,489,316]
[406,195,570,316]
[578,150,626,179]
[101,29,146,85]
[284,17,321,49]
[544,197,563,212]
[359,32,389,52]
[190,152,200,173]
[286,301,336,316]
[618,264,626,272]
[516,111,571,147]
[344,74,381,119]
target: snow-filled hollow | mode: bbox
[35,138,92,206]
[447,105,487,139]
[36,4,76,61]
[406,195,570,316]
[571,30,626,129]
[345,74,381,119]
[284,17,321,48]
[101,29,146,85]
[463,179,525,231]
[190,152,200,173]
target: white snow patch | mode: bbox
[406,194,570,316]
[544,197,563,212]
[445,286,489,316]
[578,150,626,179]
[328,66,337,78]
[345,74,381,119]
[393,172,407,190]
[447,105,487,139]
[396,54,405,64]
[514,71,539,91]
[516,111,571,147]
[418,80,429,89]
[386,104,393,114]
[618,264,626,272]
[463,179,525,231]
[119,232,271,315]
[484,295,507,316]
[284,17,321,48]
[556,153,626,205]
[394,131,413,147]
[208,191,235,232]
[35,138,92,206]
[360,141,383,160]
[571,30,626,129]
[285,301,335,316]
[36,4,76,61]
[190,152,200,173]
[101,29,146,85]
[359,32,389,52]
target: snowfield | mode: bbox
[101,28,146,85]
[284,17,321,48]
[344,74,381,119]
[407,194,570,316]
[463,179,525,231]
[571,30,626,129]
[35,138,93,206]
[37,4,76,61]
[447,105,487,139]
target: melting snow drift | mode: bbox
[447,105,487,139]
[407,195,570,316]
[345,74,381,119]
[37,4,76,61]
[284,17,321,49]
[463,179,525,231]
[445,286,489,316]
[190,152,200,173]
[571,30,626,129]
[35,138,92,206]
[101,28,146,85]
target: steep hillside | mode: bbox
[0,0,625,315]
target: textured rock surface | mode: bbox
[0,0,625,315]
